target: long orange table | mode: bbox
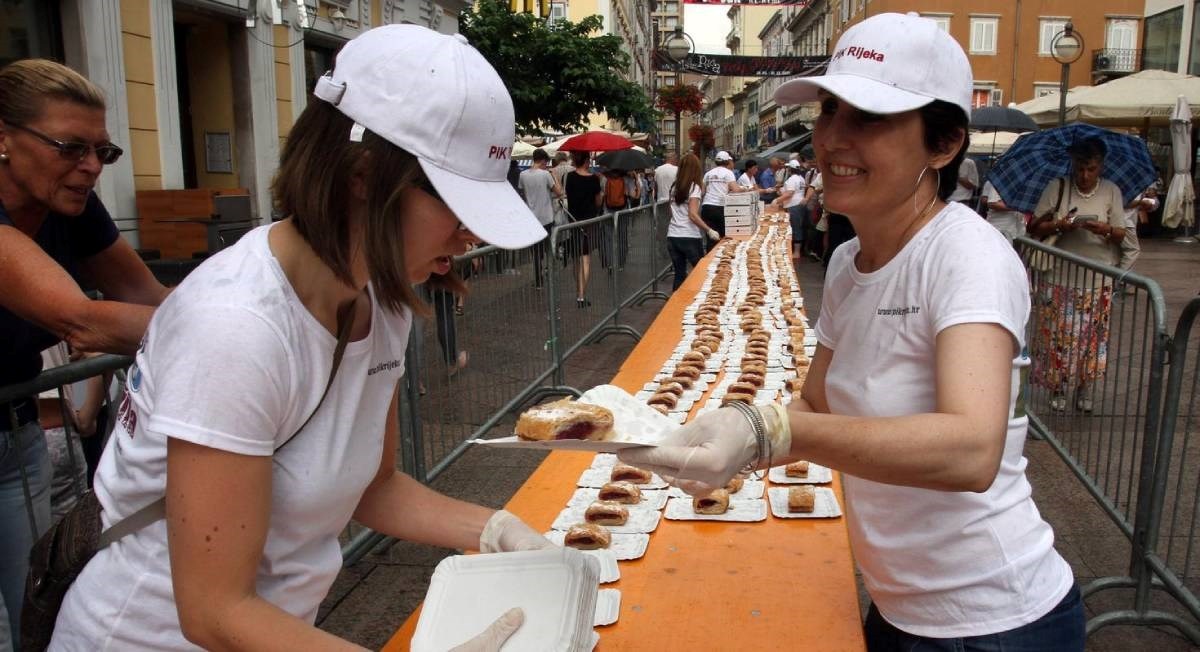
[385,234,866,650]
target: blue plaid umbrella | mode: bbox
[987,123,1156,214]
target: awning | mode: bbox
[745,131,812,162]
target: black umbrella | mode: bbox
[970,106,1039,133]
[595,148,655,171]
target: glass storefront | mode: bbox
[1144,7,1183,73]
[0,0,63,67]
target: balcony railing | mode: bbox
[1092,48,1140,75]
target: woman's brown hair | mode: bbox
[272,100,460,317]
[0,59,106,125]
[673,153,703,206]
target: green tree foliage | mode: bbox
[459,0,658,134]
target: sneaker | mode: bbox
[1049,394,1068,412]
[1076,396,1094,413]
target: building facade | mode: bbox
[1142,0,1200,74]
[3,0,469,245]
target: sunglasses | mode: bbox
[8,123,123,165]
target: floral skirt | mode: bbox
[1031,281,1113,391]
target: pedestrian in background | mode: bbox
[654,152,678,203]
[519,147,563,290]
[700,150,744,247]
[772,159,808,260]
[666,153,719,290]
[563,151,602,307]
[758,157,783,203]
[947,156,979,208]
[0,58,170,649]
[982,179,1025,243]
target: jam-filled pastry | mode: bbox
[647,392,678,409]
[564,522,612,549]
[725,475,745,493]
[693,489,730,515]
[785,377,805,394]
[585,501,629,526]
[515,399,615,441]
[721,392,756,406]
[598,481,642,504]
[785,461,810,478]
[727,381,758,396]
[610,463,652,484]
[657,381,685,398]
[788,485,815,513]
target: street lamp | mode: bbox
[1051,22,1084,127]
[663,27,695,158]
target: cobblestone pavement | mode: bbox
[320,236,1200,650]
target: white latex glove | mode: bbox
[706,229,720,241]
[479,510,556,553]
[449,608,525,652]
[617,404,791,495]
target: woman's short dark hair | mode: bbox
[1067,138,1106,164]
[272,100,460,317]
[918,100,969,201]
[743,159,758,170]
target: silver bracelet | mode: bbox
[727,401,768,480]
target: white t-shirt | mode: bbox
[948,157,979,202]
[701,165,737,206]
[519,167,557,226]
[667,183,704,238]
[736,172,756,189]
[814,203,1072,638]
[654,163,678,202]
[52,224,411,650]
[782,173,807,209]
[982,181,1024,242]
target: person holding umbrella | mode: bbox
[618,13,1083,651]
[1027,138,1126,412]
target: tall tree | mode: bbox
[459,0,657,134]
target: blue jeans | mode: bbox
[667,237,704,290]
[863,584,1085,652]
[0,422,52,650]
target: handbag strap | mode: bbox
[98,299,359,549]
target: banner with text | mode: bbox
[653,52,828,78]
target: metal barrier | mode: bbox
[1014,235,1200,642]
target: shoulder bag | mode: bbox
[20,304,357,651]
[1030,178,1068,273]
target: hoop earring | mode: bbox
[912,166,940,218]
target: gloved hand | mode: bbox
[706,229,720,241]
[618,404,791,495]
[479,510,555,553]
[449,608,525,652]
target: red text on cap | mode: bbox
[831,46,885,63]
[488,146,510,160]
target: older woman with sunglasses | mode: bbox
[0,59,169,648]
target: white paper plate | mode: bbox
[668,480,764,500]
[543,530,650,561]
[663,497,767,522]
[566,487,669,510]
[583,548,620,584]
[589,453,618,469]
[412,548,598,652]
[767,463,833,484]
[593,589,621,627]
[472,385,675,452]
[576,467,668,490]
[550,506,663,534]
[767,486,843,518]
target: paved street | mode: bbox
[319,235,1200,650]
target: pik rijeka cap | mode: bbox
[714,151,733,163]
[775,12,972,119]
[313,25,544,249]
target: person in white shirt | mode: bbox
[51,26,550,651]
[982,180,1025,242]
[700,150,750,246]
[772,159,809,258]
[666,153,720,289]
[654,152,679,203]
[519,147,564,288]
[737,159,761,191]
[619,13,1081,651]
[947,156,978,206]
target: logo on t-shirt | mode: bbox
[877,305,920,316]
[367,359,402,376]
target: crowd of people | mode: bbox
[0,9,1183,652]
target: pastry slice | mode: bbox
[515,399,615,441]
[785,461,810,478]
[788,486,815,513]
[584,501,629,526]
[725,475,745,494]
[564,522,612,550]
[610,463,652,484]
[693,489,730,515]
[597,481,642,504]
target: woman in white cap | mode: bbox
[50,25,549,650]
[619,12,1082,650]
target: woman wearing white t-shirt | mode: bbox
[619,13,1082,651]
[51,26,549,651]
[666,154,720,290]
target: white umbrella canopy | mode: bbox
[510,140,536,160]
[968,130,1024,156]
[1015,87,1091,126]
[1163,95,1195,229]
[1019,70,1200,127]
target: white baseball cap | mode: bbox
[786,160,802,169]
[714,151,733,163]
[775,12,972,119]
[312,25,544,249]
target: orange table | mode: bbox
[385,235,865,651]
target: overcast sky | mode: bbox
[683,5,732,55]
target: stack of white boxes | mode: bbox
[724,192,759,236]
